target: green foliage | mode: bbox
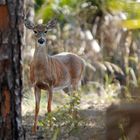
[37,4,55,22]
[35,0,83,22]
[39,92,84,139]
[105,0,125,12]
[105,0,140,29]
[34,0,140,29]
[104,74,113,88]
[86,0,105,12]
[35,0,45,8]
[59,0,78,7]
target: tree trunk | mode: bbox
[0,0,24,139]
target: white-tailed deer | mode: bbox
[24,18,84,133]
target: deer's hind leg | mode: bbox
[69,79,81,117]
[63,79,79,96]
[71,78,81,92]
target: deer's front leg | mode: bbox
[32,86,41,133]
[30,62,35,84]
[47,87,53,113]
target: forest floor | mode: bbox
[22,84,117,140]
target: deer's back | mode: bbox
[53,52,84,80]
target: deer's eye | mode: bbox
[44,31,47,34]
[34,30,37,34]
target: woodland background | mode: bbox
[22,0,140,140]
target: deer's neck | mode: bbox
[33,45,48,64]
[33,44,59,87]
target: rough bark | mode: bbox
[0,0,24,139]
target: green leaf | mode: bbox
[122,19,140,29]
[36,4,56,22]
[35,0,45,7]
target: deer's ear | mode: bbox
[24,19,35,29]
[46,18,57,29]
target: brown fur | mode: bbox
[30,47,84,90]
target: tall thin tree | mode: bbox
[0,0,24,139]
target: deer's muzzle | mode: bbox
[38,38,45,44]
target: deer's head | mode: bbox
[24,18,57,47]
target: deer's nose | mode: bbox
[38,38,45,44]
